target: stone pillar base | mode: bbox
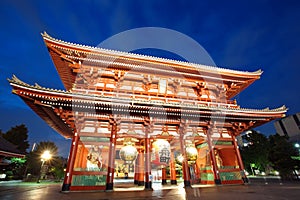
[138,181,144,186]
[184,180,191,187]
[61,183,70,192]
[215,179,221,185]
[106,182,114,191]
[145,181,153,190]
[171,180,177,185]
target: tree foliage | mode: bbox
[241,130,270,173]
[2,124,29,153]
[26,141,58,175]
[1,125,66,181]
[269,134,298,179]
[26,141,64,180]
[241,130,300,179]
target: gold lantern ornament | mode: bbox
[119,138,138,164]
[186,143,198,164]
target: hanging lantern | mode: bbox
[152,139,171,165]
[119,139,138,164]
[186,144,198,163]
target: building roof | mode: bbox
[0,135,25,158]
[7,33,287,140]
[42,32,262,98]
[8,75,287,139]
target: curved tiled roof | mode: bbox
[0,136,25,158]
[42,32,263,78]
[8,75,287,116]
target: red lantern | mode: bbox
[151,139,171,165]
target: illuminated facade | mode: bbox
[8,33,287,191]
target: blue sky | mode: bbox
[0,0,299,156]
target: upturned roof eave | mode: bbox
[8,76,288,117]
[41,32,263,79]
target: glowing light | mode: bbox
[295,143,300,148]
[152,139,171,165]
[119,145,138,164]
[186,145,198,163]
[41,150,52,161]
[176,154,184,163]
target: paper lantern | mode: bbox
[186,145,198,163]
[119,145,138,164]
[152,139,171,165]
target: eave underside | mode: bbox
[0,151,25,158]
[9,80,286,139]
[21,98,73,138]
[43,36,261,99]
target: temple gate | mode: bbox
[8,33,287,191]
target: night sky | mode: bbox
[0,0,299,157]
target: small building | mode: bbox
[0,136,25,163]
[8,33,287,191]
[0,136,25,179]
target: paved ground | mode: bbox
[0,178,300,200]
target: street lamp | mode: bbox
[295,143,300,156]
[37,150,52,183]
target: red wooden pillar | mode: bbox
[134,157,139,184]
[232,133,248,183]
[179,123,191,187]
[62,132,79,191]
[206,128,221,185]
[138,150,145,186]
[161,167,167,185]
[194,162,200,183]
[106,120,117,191]
[144,122,152,190]
[170,151,177,185]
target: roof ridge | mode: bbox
[42,32,263,76]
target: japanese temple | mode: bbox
[8,32,287,191]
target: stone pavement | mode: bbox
[0,178,300,200]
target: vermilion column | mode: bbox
[134,157,139,185]
[144,123,152,190]
[194,162,200,183]
[138,150,145,186]
[232,133,248,183]
[170,151,177,185]
[206,128,221,184]
[62,132,79,191]
[179,125,191,187]
[106,121,117,191]
[162,167,167,185]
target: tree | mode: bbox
[269,134,298,179]
[241,130,270,174]
[4,157,26,180]
[2,124,29,153]
[26,141,64,181]
[49,157,67,181]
